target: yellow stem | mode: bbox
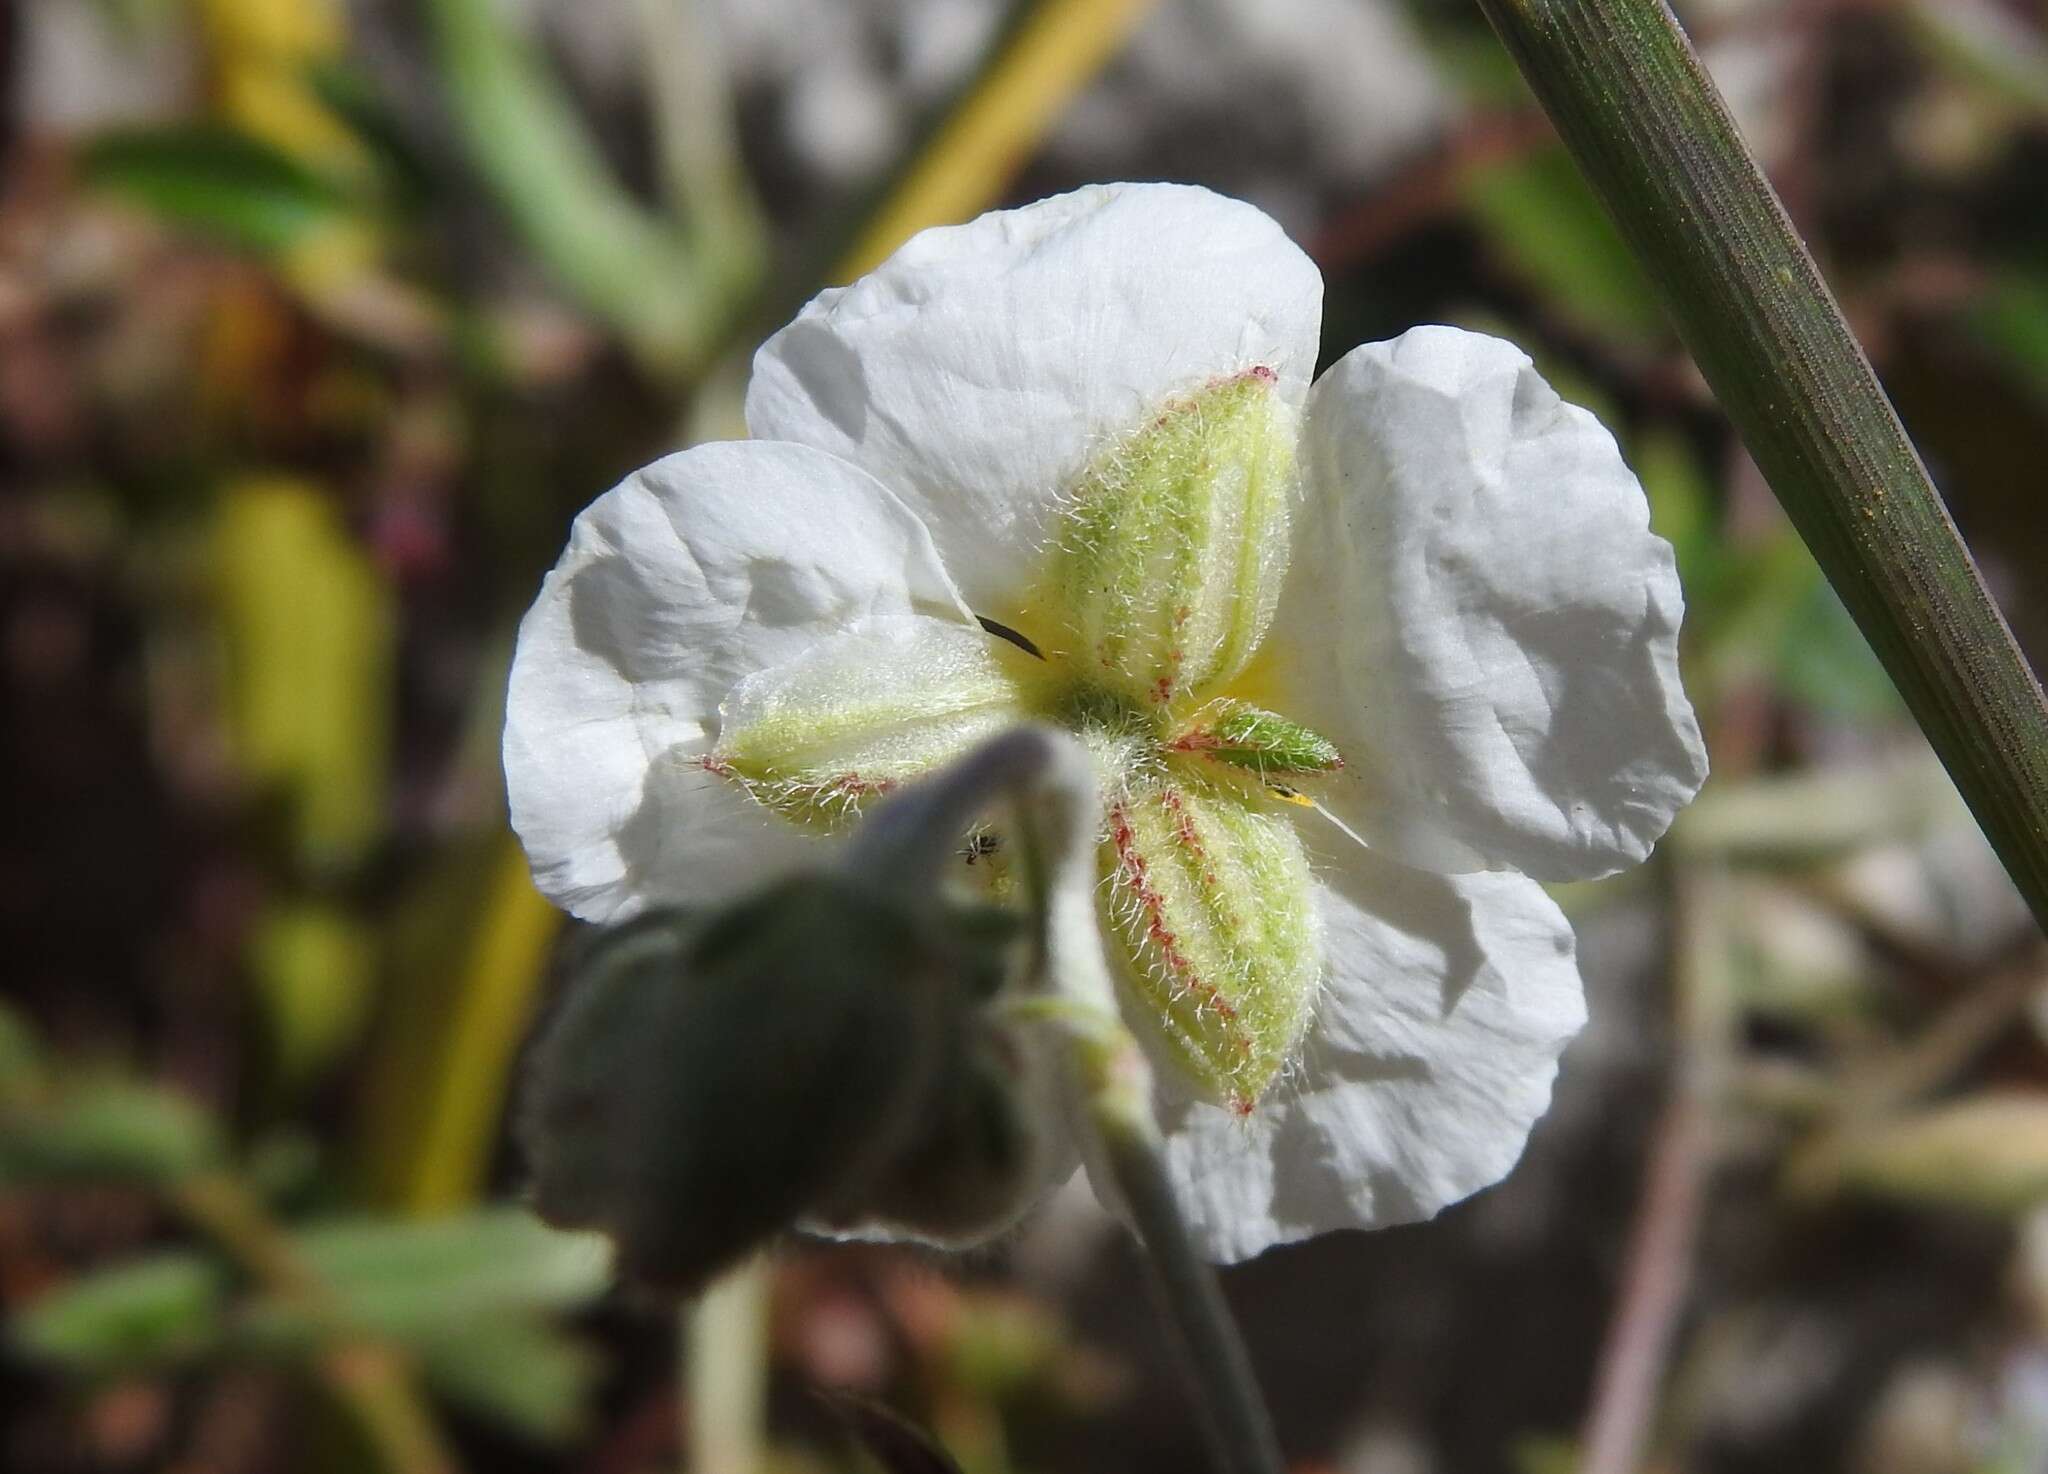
[834,0,1157,280]
[392,835,563,1214]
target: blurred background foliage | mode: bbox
[2,0,2046,1471]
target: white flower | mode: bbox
[505,182,1707,1263]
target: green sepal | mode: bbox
[1169,698,1342,775]
[1053,368,1297,709]
[1098,777,1320,1112]
[708,619,1028,831]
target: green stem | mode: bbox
[1079,1042,1287,1474]
[857,727,1284,1474]
[424,0,738,378]
[1471,0,2048,933]
[683,1258,770,1474]
[632,0,766,291]
[174,1174,460,1474]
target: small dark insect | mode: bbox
[961,832,1001,865]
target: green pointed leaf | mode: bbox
[283,1209,610,1337]
[1168,699,1342,775]
[12,1254,226,1372]
[0,1076,223,1187]
[412,1317,600,1444]
[79,126,352,254]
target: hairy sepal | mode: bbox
[1169,698,1343,776]
[708,617,1029,830]
[1099,776,1321,1112]
[1054,369,1297,708]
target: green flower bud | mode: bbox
[519,878,1048,1291]
[819,1025,1046,1242]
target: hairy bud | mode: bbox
[519,878,1049,1291]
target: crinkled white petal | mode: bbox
[745,182,1324,618]
[1273,326,1707,881]
[504,440,972,923]
[1152,830,1586,1263]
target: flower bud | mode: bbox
[519,878,1050,1290]
[821,1021,1052,1243]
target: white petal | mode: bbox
[1153,834,1586,1263]
[504,440,972,922]
[745,182,1324,617]
[1277,326,1707,881]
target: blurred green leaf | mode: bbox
[425,0,718,375]
[1686,525,1827,696]
[0,1002,43,1089]
[1814,1094,2048,1214]
[284,1209,610,1337]
[1635,428,1721,593]
[0,1077,224,1187]
[1967,272,2048,405]
[248,900,380,1094]
[945,1296,1061,1398]
[216,476,393,869]
[1775,577,1905,719]
[1459,146,1666,341]
[80,126,352,254]
[216,477,394,1089]
[411,1316,600,1444]
[305,61,440,209]
[1511,1435,1583,1474]
[12,1254,226,1372]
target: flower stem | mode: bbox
[683,1258,770,1474]
[1471,0,2048,933]
[423,0,742,378]
[173,1173,459,1474]
[859,727,1284,1474]
[1076,1038,1287,1474]
[830,0,1158,282]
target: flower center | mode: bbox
[705,366,1347,1110]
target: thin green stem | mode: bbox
[1470,0,2048,933]
[173,1174,460,1474]
[631,0,766,299]
[424,0,741,378]
[858,727,1284,1474]
[1076,1039,1286,1474]
[683,1258,769,1474]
